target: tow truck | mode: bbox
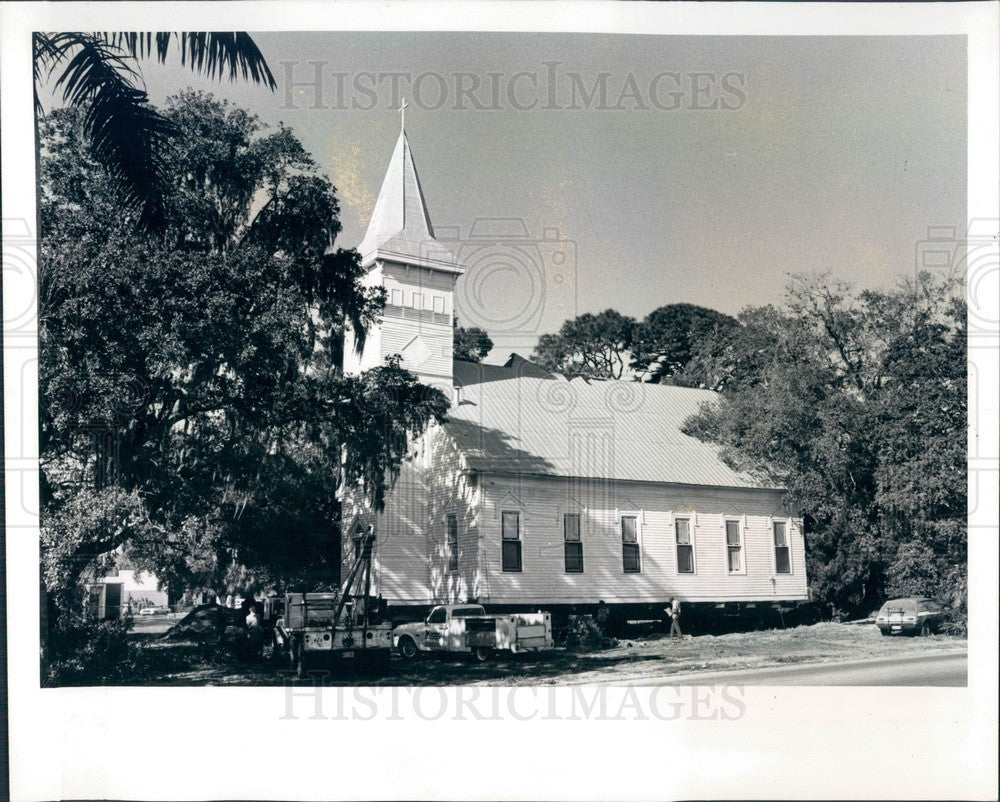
[272,528,392,677]
[393,604,554,661]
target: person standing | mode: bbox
[667,597,682,639]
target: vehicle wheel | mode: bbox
[398,637,418,660]
[919,620,933,637]
[472,646,492,662]
[879,627,891,637]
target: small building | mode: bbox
[86,569,169,620]
[341,124,808,621]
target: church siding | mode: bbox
[382,261,456,317]
[379,316,453,383]
[344,442,807,608]
[342,423,484,606]
[342,458,433,604]
[475,473,807,605]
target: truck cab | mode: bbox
[394,605,487,657]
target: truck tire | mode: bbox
[398,636,418,660]
[472,646,492,663]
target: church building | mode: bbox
[340,123,808,622]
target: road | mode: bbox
[611,652,967,687]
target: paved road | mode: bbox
[129,614,180,635]
[614,652,967,687]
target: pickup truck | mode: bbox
[393,604,554,661]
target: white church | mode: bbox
[340,122,808,623]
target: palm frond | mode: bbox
[105,31,276,89]
[51,33,175,229]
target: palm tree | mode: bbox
[34,32,276,230]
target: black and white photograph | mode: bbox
[2,2,998,800]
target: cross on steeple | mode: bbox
[399,98,407,133]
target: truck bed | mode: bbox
[461,613,552,652]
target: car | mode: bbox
[138,607,156,616]
[875,597,947,636]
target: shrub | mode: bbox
[43,616,137,686]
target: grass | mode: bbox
[103,621,967,687]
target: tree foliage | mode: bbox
[532,309,635,379]
[453,319,494,363]
[39,92,448,600]
[630,303,737,384]
[683,273,966,615]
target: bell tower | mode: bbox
[343,110,464,394]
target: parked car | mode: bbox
[875,597,947,636]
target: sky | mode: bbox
[124,33,965,362]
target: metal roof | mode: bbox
[445,359,776,490]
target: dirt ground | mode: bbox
[113,621,967,686]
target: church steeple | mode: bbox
[344,118,464,391]
[357,129,440,264]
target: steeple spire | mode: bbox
[399,97,407,133]
[357,123,461,273]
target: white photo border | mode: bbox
[3,3,998,801]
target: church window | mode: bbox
[675,518,694,573]
[621,515,640,573]
[725,519,742,572]
[411,292,423,309]
[564,514,583,573]
[433,295,445,314]
[773,521,791,574]
[446,514,458,572]
[501,511,522,572]
[390,288,402,306]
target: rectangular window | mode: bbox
[433,295,445,314]
[773,521,791,574]
[501,511,522,572]
[390,288,402,306]
[621,515,640,573]
[725,519,742,572]
[563,514,583,573]
[446,514,458,572]
[411,292,423,309]
[675,518,694,573]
